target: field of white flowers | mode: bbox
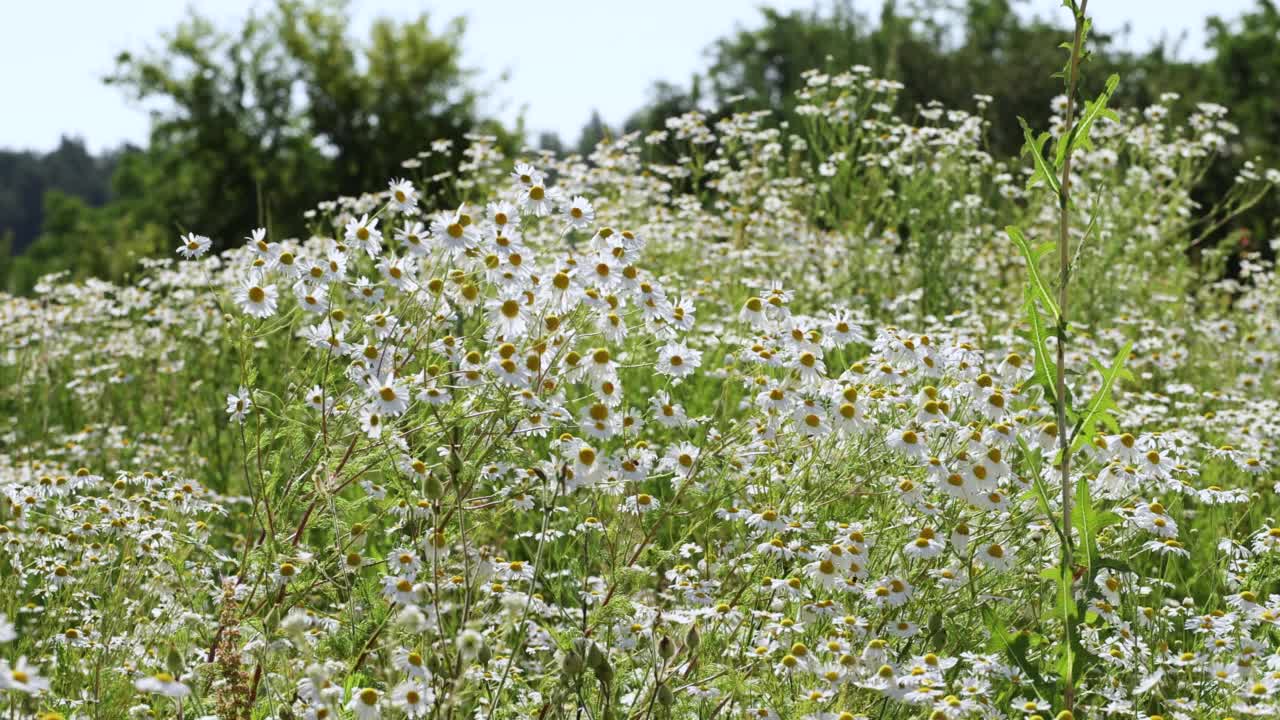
[3,7,1280,720]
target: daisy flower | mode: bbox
[661,442,700,477]
[176,232,211,259]
[348,687,383,720]
[430,209,480,253]
[390,681,432,718]
[511,161,544,187]
[519,181,557,216]
[396,221,430,256]
[487,199,520,228]
[294,281,329,314]
[487,297,530,339]
[368,374,410,416]
[1144,538,1190,558]
[359,405,386,439]
[651,392,693,429]
[272,560,302,587]
[620,493,660,514]
[886,427,929,460]
[804,558,844,589]
[0,657,50,694]
[135,672,191,698]
[392,648,432,680]
[234,272,279,318]
[562,195,596,230]
[740,296,768,327]
[656,342,703,380]
[379,256,417,291]
[226,386,253,423]
[903,529,945,560]
[388,178,418,213]
[976,543,1013,570]
[344,214,384,257]
[382,576,421,606]
[303,385,328,412]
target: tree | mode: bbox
[576,111,612,157]
[0,138,119,256]
[104,0,509,250]
[613,1,1139,158]
[5,189,168,295]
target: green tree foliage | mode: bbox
[1203,1,1280,246]
[102,0,505,252]
[5,0,511,292]
[1207,0,1280,161]
[579,0,1280,250]
[0,137,119,255]
[7,0,1280,294]
[5,190,168,294]
[607,0,1128,158]
[577,111,612,157]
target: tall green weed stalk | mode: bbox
[1006,0,1133,713]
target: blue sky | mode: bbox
[1,0,1255,153]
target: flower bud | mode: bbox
[425,472,444,500]
[685,624,701,652]
[585,641,607,670]
[563,648,584,677]
[165,646,184,676]
[658,635,677,660]
[594,658,614,684]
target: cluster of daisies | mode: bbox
[1,64,1278,720]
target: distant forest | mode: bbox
[0,139,125,255]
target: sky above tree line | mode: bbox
[2,0,1254,153]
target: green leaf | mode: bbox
[1006,226,1060,321]
[1018,118,1061,196]
[1069,340,1134,452]
[1020,289,1058,405]
[983,608,1049,695]
[1072,475,1121,590]
[1059,17,1092,79]
[1022,440,1067,545]
[1096,556,1132,575]
[1056,74,1121,168]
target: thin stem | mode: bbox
[1057,0,1088,712]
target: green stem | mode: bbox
[1057,0,1089,712]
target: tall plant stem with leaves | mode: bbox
[1006,0,1131,713]
[1056,1,1087,711]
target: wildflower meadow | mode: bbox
[3,3,1280,719]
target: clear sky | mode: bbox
[0,0,1255,153]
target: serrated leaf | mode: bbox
[1018,118,1061,196]
[983,608,1050,695]
[1073,474,1119,590]
[1069,340,1134,452]
[1022,290,1059,405]
[1006,226,1060,321]
[1056,73,1121,167]
[1022,443,1067,545]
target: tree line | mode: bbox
[3,0,1278,293]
